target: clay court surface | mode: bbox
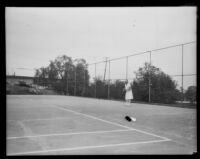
[6,95,196,155]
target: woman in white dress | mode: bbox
[124,80,133,105]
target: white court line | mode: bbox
[7,117,71,123]
[7,139,170,155]
[7,129,130,140]
[54,105,171,141]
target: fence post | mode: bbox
[83,65,86,96]
[74,69,76,96]
[126,56,128,80]
[66,72,68,95]
[108,60,110,99]
[149,51,151,103]
[95,63,97,98]
[104,57,108,81]
[181,44,184,105]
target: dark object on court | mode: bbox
[125,116,131,122]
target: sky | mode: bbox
[6,7,196,89]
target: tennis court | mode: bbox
[6,95,196,155]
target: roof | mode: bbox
[6,75,35,80]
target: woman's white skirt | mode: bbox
[125,90,133,100]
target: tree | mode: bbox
[94,77,107,99]
[54,55,74,80]
[185,86,196,104]
[132,62,181,104]
[74,58,89,96]
[48,61,58,81]
[110,80,125,100]
[34,67,49,86]
[34,55,90,95]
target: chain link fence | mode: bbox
[29,41,196,105]
[86,41,196,103]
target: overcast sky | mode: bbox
[6,7,196,89]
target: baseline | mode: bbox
[7,138,170,155]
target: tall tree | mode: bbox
[34,67,49,86]
[34,55,90,95]
[133,62,181,104]
[185,86,196,104]
[74,58,89,96]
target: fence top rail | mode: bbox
[151,41,196,52]
[87,41,196,66]
[34,73,196,83]
[170,74,197,77]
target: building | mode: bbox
[6,75,34,85]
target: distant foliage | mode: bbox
[34,58,183,105]
[84,78,125,100]
[110,80,125,100]
[185,86,196,104]
[18,81,31,87]
[34,55,89,96]
[132,63,181,104]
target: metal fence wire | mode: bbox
[34,41,196,104]
[86,41,196,102]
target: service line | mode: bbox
[7,138,170,155]
[54,105,171,141]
